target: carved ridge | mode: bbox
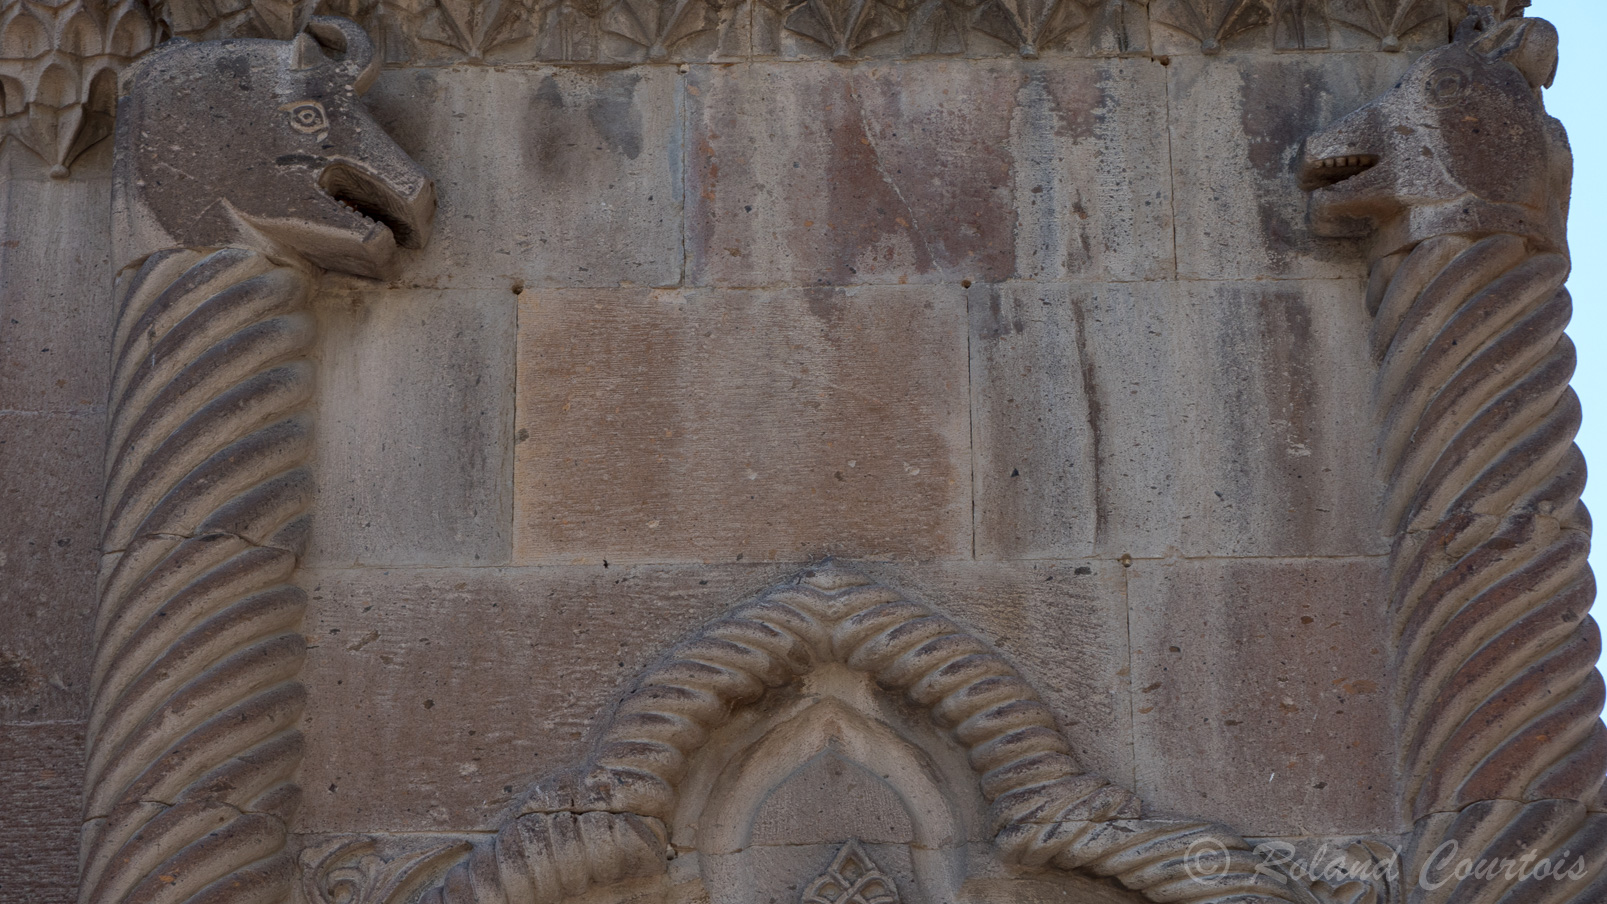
[80,246,315,904]
[1303,10,1607,904]
[413,563,1321,904]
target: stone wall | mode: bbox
[2,3,1600,904]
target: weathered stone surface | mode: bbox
[1168,52,1414,281]
[0,720,85,904]
[0,413,99,722]
[688,61,1170,288]
[309,287,516,567]
[353,66,683,291]
[1128,556,1396,837]
[971,279,1383,560]
[0,167,115,414]
[298,560,1131,831]
[513,286,972,564]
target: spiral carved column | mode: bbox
[81,16,435,904]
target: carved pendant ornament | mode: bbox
[13,1,1602,904]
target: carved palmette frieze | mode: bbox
[1304,10,1607,904]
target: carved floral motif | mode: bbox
[801,840,900,904]
[1151,0,1272,53]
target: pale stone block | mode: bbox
[0,720,84,904]
[0,412,99,722]
[349,66,683,291]
[1011,60,1174,282]
[1168,52,1415,280]
[513,286,972,564]
[1128,556,1398,837]
[0,166,115,413]
[308,288,515,567]
[971,278,1384,560]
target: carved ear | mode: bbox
[305,17,380,94]
[1474,16,1559,90]
[289,32,329,70]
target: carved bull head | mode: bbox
[1301,11,1570,255]
[114,18,435,278]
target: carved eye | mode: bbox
[282,100,328,134]
[1425,67,1471,107]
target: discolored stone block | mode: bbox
[1168,52,1415,281]
[352,66,683,291]
[513,286,972,564]
[687,59,1171,290]
[687,62,1019,287]
[0,412,100,722]
[0,720,85,904]
[971,279,1383,561]
[309,288,516,567]
[1128,556,1397,836]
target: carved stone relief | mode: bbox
[81,18,434,904]
[2,0,1606,901]
[1302,8,1606,903]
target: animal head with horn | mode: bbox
[114,17,436,278]
[1301,7,1571,256]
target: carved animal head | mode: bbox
[115,18,434,278]
[1301,11,1570,255]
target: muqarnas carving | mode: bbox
[1303,8,1607,903]
[83,18,433,904]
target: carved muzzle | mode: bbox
[1299,12,1569,255]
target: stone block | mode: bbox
[686,62,1024,287]
[970,279,1383,560]
[0,413,99,722]
[349,66,683,291]
[298,559,1130,832]
[0,720,85,904]
[0,168,115,414]
[1128,556,1398,836]
[1168,52,1414,280]
[297,564,799,832]
[513,286,972,564]
[308,288,516,567]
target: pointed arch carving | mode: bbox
[413,563,1327,904]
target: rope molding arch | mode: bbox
[401,563,1343,904]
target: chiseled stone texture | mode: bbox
[298,560,1132,831]
[1128,556,1397,837]
[971,278,1383,561]
[0,413,99,722]
[1168,52,1415,281]
[350,66,683,291]
[514,286,972,564]
[0,720,85,904]
[309,287,516,567]
[687,60,1171,288]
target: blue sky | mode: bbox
[1532,1,1607,676]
